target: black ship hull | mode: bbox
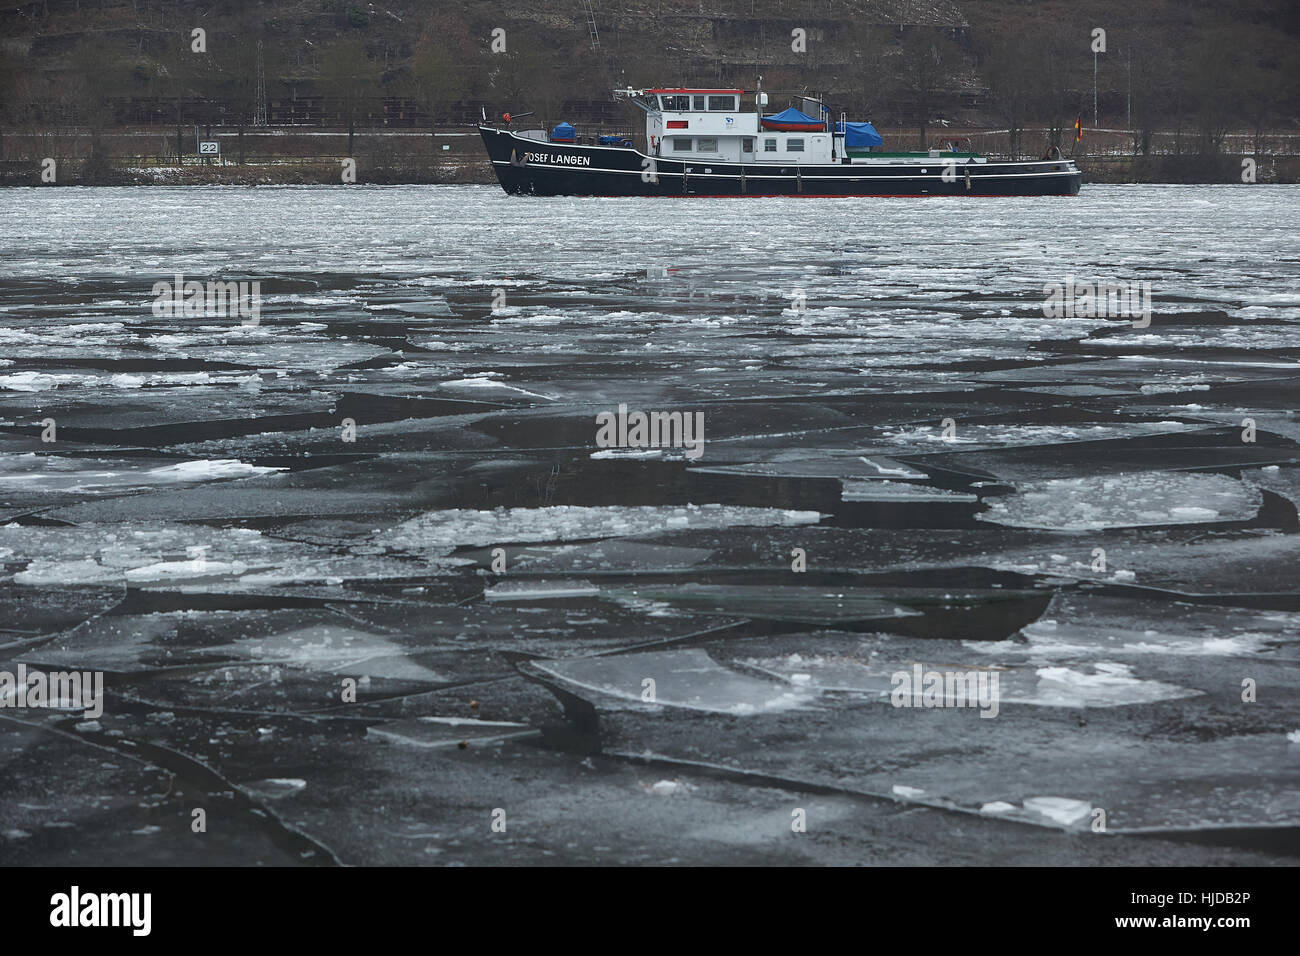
[480,127,1082,197]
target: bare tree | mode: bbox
[1232,28,1293,157]
[531,62,570,131]
[12,54,78,167]
[156,48,193,165]
[319,36,378,156]
[489,38,543,112]
[1188,30,1243,155]
[1122,29,1172,156]
[897,28,956,150]
[978,30,1036,159]
[67,40,126,180]
[406,31,460,146]
[1029,26,1081,152]
[846,22,896,122]
[485,37,570,129]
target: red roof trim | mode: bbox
[648,88,744,95]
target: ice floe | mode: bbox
[367,716,539,749]
[377,504,823,556]
[968,593,1300,659]
[747,654,1198,708]
[231,625,450,682]
[534,648,814,715]
[605,585,920,624]
[977,472,1260,530]
[1021,796,1093,827]
[3,522,424,588]
[483,580,600,601]
[840,480,977,502]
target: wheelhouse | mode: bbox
[631,87,834,164]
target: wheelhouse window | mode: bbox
[696,137,718,152]
[787,138,805,152]
[671,138,693,151]
[763,138,777,152]
[693,95,707,110]
[660,95,690,111]
[707,95,737,111]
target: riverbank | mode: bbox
[0,159,493,187]
[2,126,1296,186]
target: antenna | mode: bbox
[254,39,268,127]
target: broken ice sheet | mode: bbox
[0,383,334,437]
[374,504,823,558]
[5,524,290,587]
[977,471,1260,530]
[596,680,1298,831]
[0,454,280,495]
[979,801,1017,814]
[1,522,430,590]
[435,372,557,402]
[228,625,450,682]
[924,522,1300,595]
[840,480,977,502]
[606,585,920,625]
[361,294,454,320]
[0,583,123,643]
[688,455,928,481]
[976,357,1284,391]
[968,592,1300,660]
[23,608,350,673]
[505,540,714,574]
[1028,662,1200,707]
[534,648,815,715]
[1242,464,1300,511]
[747,654,1199,708]
[1094,531,1300,596]
[1021,796,1092,827]
[46,451,470,526]
[876,421,1198,453]
[483,580,600,601]
[241,778,307,801]
[151,333,391,372]
[904,427,1297,482]
[367,716,539,749]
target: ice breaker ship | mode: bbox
[480,87,1082,197]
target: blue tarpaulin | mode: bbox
[760,108,823,130]
[835,121,883,148]
[550,122,575,142]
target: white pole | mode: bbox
[1127,53,1132,129]
[1093,52,1098,128]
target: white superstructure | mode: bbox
[625,87,836,165]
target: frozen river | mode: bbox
[1,184,1298,865]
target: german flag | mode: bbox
[1073,115,1083,143]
